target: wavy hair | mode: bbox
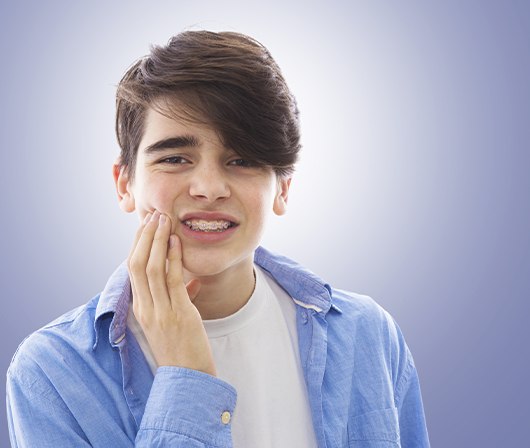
[115,31,300,183]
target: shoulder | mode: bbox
[7,295,100,388]
[328,287,416,399]
[329,286,399,338]
[329,286,410,357]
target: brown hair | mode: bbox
[115,31,300,184]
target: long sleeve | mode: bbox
[135,367,237,447]
[390,317,430,448]
[7,356,237,447]
[7,365,95,447]
[395,358,430,447]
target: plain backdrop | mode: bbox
[1,1,529,446]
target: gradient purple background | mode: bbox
[1,1,529,446]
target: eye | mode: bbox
[228,158,255,168]
[159,156,189,165]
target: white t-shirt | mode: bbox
[127,264,318,448]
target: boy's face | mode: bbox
[113,106,290,279]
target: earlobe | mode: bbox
[112,160,136,213]
[273,177,291,216]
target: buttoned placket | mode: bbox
[296,305,329,448]
[112,320,154,430]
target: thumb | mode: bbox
[185,278,201,303]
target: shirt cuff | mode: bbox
[140,366,237,446]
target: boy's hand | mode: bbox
[127,210,217,377]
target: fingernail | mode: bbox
[151,210,160,222]
[143,213,152,224]
[159,214,166,225]
[169,235,176,248]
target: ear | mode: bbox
[273,176,291,216]
[112,158,136,213]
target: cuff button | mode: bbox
[221,411,231,425]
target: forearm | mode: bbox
[7,366,237,448]
[136,367,237,447]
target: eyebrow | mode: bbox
[143,135,201,155]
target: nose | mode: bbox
[188,162,231,202]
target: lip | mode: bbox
[180,211,239,224]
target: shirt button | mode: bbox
[302,311,309,324]
[113,333,126,344]
[221,411,231,425]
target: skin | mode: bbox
[112,106,291,375]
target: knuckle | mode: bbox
[146,262,163,278]
[155,311,178,328]
[166,278,177,289]
[133,308,144,324]
[134,310,144,326]
[132,302,140,316]
[166,272,182,288]
[166,250,175,260]
[136,309,153,328]
[138,315,151,330]
[145,263,156,276]
[128,258,142,274]
[153,229,165,239]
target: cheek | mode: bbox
[244,189,276,223]
[135,177,179,214]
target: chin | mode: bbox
[182,258,223,278]
[181,244,253,279]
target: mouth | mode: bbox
[182,218,238,233]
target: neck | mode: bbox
[183,260,256,320]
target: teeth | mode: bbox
[184,219,234,232]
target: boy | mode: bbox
[7,31,430,447]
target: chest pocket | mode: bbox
[347,407,400,447]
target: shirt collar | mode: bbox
[93,260,131,349]
[93,246,342,347]
[254,246,342,315]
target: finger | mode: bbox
[166,234,189,309]
[128,212,154,314]
[127,212,152,322]
[186,278,201,303]
[128,212,154,263]
[131,211,161,271]
[146,213,173,311]
[128,211,161,310]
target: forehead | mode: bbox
[139,107,226,158]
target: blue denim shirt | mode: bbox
[6,246,429,447]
